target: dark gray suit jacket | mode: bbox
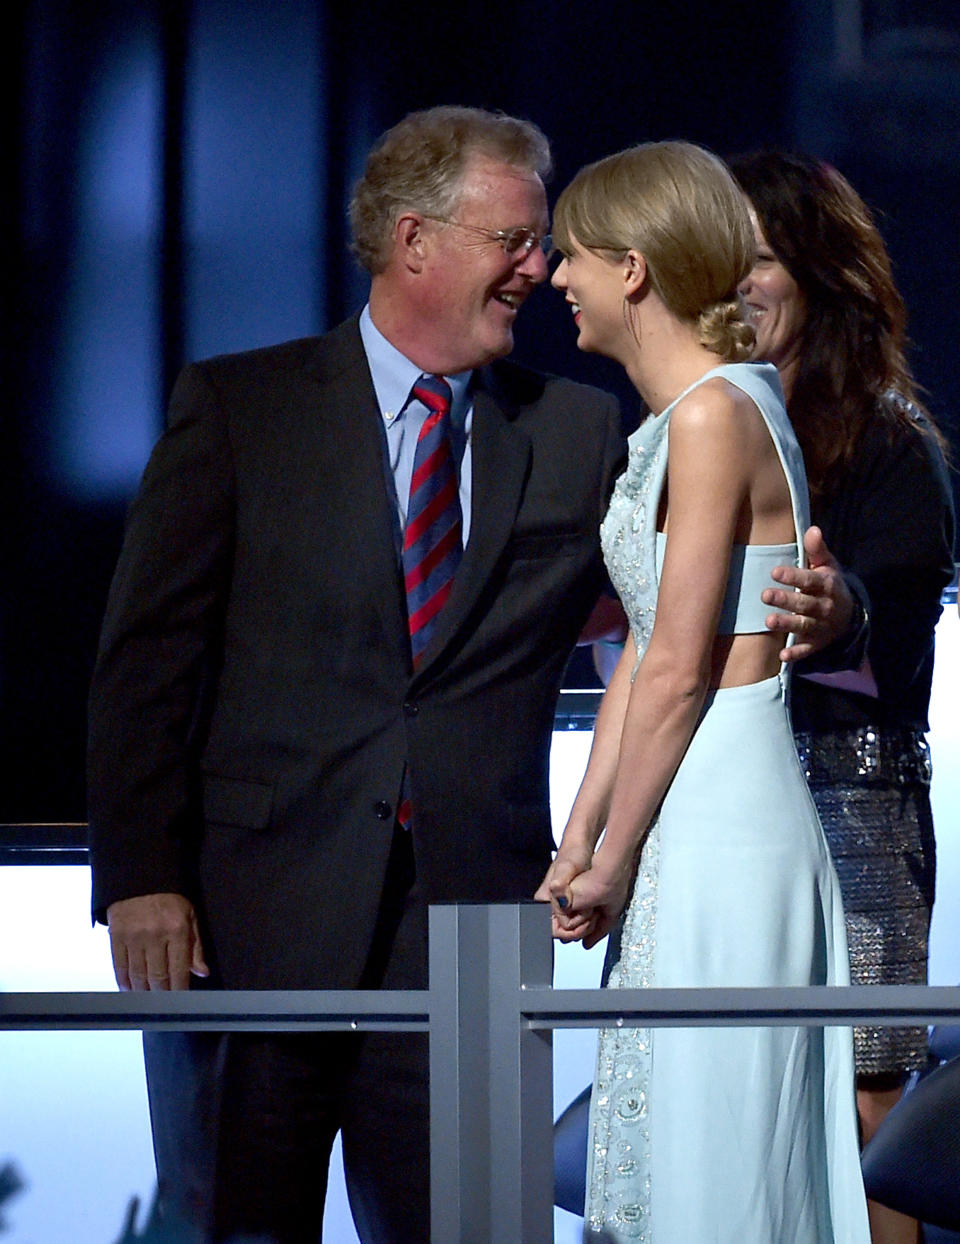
[87,316,624,989]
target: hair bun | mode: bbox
[698,298,755,363]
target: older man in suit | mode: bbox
[88,106,623,1243]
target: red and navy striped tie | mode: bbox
[396,374,461,831]
[402,374,462,669]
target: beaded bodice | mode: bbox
[600,361,809,666]
[600,402,670,663]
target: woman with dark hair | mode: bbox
[731,150,955,1244]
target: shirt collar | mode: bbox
[359,304,472,428]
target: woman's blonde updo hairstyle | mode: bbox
[553,141,756,362]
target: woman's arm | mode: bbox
[548,384,758,945]
[535,631,637,937]
[835,425,954,702]
[798,419,954,704]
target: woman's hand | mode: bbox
[536,841,634,949]
[535,839,599,943]
[562,854,634,949]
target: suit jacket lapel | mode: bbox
[411,369,532,678]
[303,321,410,671]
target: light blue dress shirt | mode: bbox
[359,305,474,546]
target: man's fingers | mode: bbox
[768,564,805,590]
[117,932,190,991]
[802,525,838,570]
[123,946,151,992]
[107,893,202,991]
[163,908,208,987]
[188,911,209,981]
[147,966,174,991]
[164,928,193,991]
[767,566,830,601]
[764,605,822,637]
[766,603,824,660]
[110,939,133,992]
[768,530,852,658]
[778,640,815,663]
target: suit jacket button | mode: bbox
[403,701,419,718]
[374,800,392,820]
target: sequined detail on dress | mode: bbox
[587,401,672,1238]
[796,728,934,1076]
[585,817,661,1240]
[600,406,670,671]
[794,728,932,787]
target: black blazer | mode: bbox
[88,317,624,988]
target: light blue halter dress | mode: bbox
[584,363,869,1243]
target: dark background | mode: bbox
[3,0,959,821]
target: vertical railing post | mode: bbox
[428,903,488,1242]
[488,901,554,1244]
[428,902,554,1243]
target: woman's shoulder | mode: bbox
[831,396,954,541]
[673,361,782,415]
[862,393,951,482]
[666,378,765,485]
[671,365,775,436]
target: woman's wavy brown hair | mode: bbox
[730,150,940,504]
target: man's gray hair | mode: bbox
[349,105,551,275]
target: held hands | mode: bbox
[535,844,632,950]
[763,526,855,662]
[106,892,209,991]
[535,843,596,943]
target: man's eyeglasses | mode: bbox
[423,216,552,257]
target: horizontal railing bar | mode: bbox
[0,850,89,865]
[0,989,431,1031]
[0,823,90,863]
[1,985,958,1031]
[522,984,960,1028]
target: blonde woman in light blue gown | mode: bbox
[536,142,869,1244]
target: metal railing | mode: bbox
[0,823,88,864]
[3,902,960,1243]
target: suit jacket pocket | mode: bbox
[203,773,275,830]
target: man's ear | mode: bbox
[623,249,648,300]
[395,213,427,273]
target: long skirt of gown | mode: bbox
[584,674,869,1243]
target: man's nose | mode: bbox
[516,243,549,285]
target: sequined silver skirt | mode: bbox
[795,727,936,1079]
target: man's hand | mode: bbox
[107,892,209,991]
[762,526,856,662]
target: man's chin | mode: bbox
[469,332,515,370]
